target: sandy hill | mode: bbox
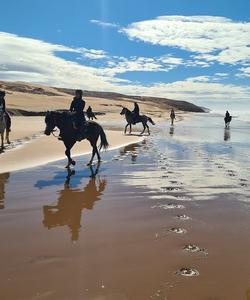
[0,81,204,118]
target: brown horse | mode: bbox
[44,111,108,167]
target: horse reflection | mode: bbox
[224,128,230,141]
[0,172,9,209]
[43,167,106,241]
[120,143,139,162]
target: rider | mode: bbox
[0,90,11,132]
[170,109,175,125]
[131,102,140,125]
[70,89,86,141]
[225,110,230,119]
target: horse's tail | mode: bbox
[148,117,155,125]
[99,126,109,151]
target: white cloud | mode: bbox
[90,19,119,28]
[121,16,250,65]
[236,66,250,78]
[0,31,249,106]
[78,48,107,60]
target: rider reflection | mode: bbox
[43,165,106,241]
[0,172,9,209]
[120,143,139,162]
[169,126,174,136]
[224,128,230,141]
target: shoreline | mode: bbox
[0,130,144,174]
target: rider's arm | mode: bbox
[70,100,74,112]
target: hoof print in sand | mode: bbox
[176,214,191,220]
[169,227,187,234]
[176,268,199,277]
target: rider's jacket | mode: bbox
[132,103,140,116]
[70,97,85,116]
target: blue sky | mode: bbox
[0,0,250,110]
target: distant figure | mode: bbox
[170,109,175,125]
[70,89,86,141]
[0,90,11,132]
[224,110,232,128]
[86,106,97,120]
[0,90,11,148]
[131,102,140,125]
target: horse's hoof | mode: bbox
[71,160,76,166]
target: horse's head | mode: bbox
[44,111,57,135]
[120,107,126,115]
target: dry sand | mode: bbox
[0,116,144,174]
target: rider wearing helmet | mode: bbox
[70,89,86,140]
[131,102,140,125]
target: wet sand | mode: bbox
[0,114,250,300]
[0,116,144,173]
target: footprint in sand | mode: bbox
[183,244,208,255]
[176,214,191,221]
[151,203,185,210]
[176,268,199,277]
[169,227,187,234]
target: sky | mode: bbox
[0,0,250,111]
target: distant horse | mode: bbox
[86,106,97,120]
[120,107,155,135]
[0,112,10,149]
[224,115,232,128]
[44,111,108,167]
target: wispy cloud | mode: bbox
[0,31,249,105]
[121,16,250,65]
[90,19,119,28]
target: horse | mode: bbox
[44,111,108,168]
[0,112,10,149]
[120,107,155,135]
[224,115,232,128]
[86,106,97,120]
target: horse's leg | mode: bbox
[146,124,150,135]
[0,130,4,149]
[124,124,129,134]
[87,141,99,166]
[64,142,76,168]
[140,123,146,135]
[129,124,132,134]
[6,129,10,144]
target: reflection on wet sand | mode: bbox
[169,125,174,136]
[224,128,230,141]
[247,289,250,300]
[0,173,9,209]
[43,165,106,241]
[120,143,139,162]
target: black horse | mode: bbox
[120,107,155,135]
[44,111,108,167]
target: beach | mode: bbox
[0,113,250,299]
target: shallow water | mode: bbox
[0,114,250,300]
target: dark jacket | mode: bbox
[133,103,140,116]
[70,97,85,116]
